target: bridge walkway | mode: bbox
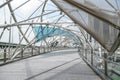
[0,49,101,80]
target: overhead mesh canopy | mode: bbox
[52,0,120,52]
[33,26,79,45]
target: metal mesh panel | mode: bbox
[52,0,120,52]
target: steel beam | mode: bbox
[0,0,12,8]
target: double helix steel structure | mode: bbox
[0,0,120,80]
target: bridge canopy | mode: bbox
[52,0,120,53]
[0,0,120,57]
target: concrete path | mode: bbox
[0,49,101,80]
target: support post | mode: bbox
[21,48,23,58]
[85,49,87,59]
[104,52,108,76]
[44,47,45,53]
[31,47,33,56]
[84,48,86,58]
[38,47,40,54]
[91,49,93,65]
[4,48,7,63]
[39,47,40,54]
[48,47,50,52]
[46,47,47,52]
[47,47,48,52]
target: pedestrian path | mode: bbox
[0,49,101,80]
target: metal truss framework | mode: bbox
[0,0,120,80]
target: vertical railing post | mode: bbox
[39,47,40,54]
[38,47,40,54]
[44,47,45,53]
[4,48,7,63]
[31,47,33,56]
[47,47,48,52]
[84,48,86,58]
[78,47,80,52]
[104,52,108,76]
[21,48,23,58]
[46,47,48,52]
[48,47,49,52]
[91,49,93,65]
[85,49,87,59]
[40,47,42,53]
[48,47,50,52]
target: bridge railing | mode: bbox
[78,47,120,80]
[0,46,72,66]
